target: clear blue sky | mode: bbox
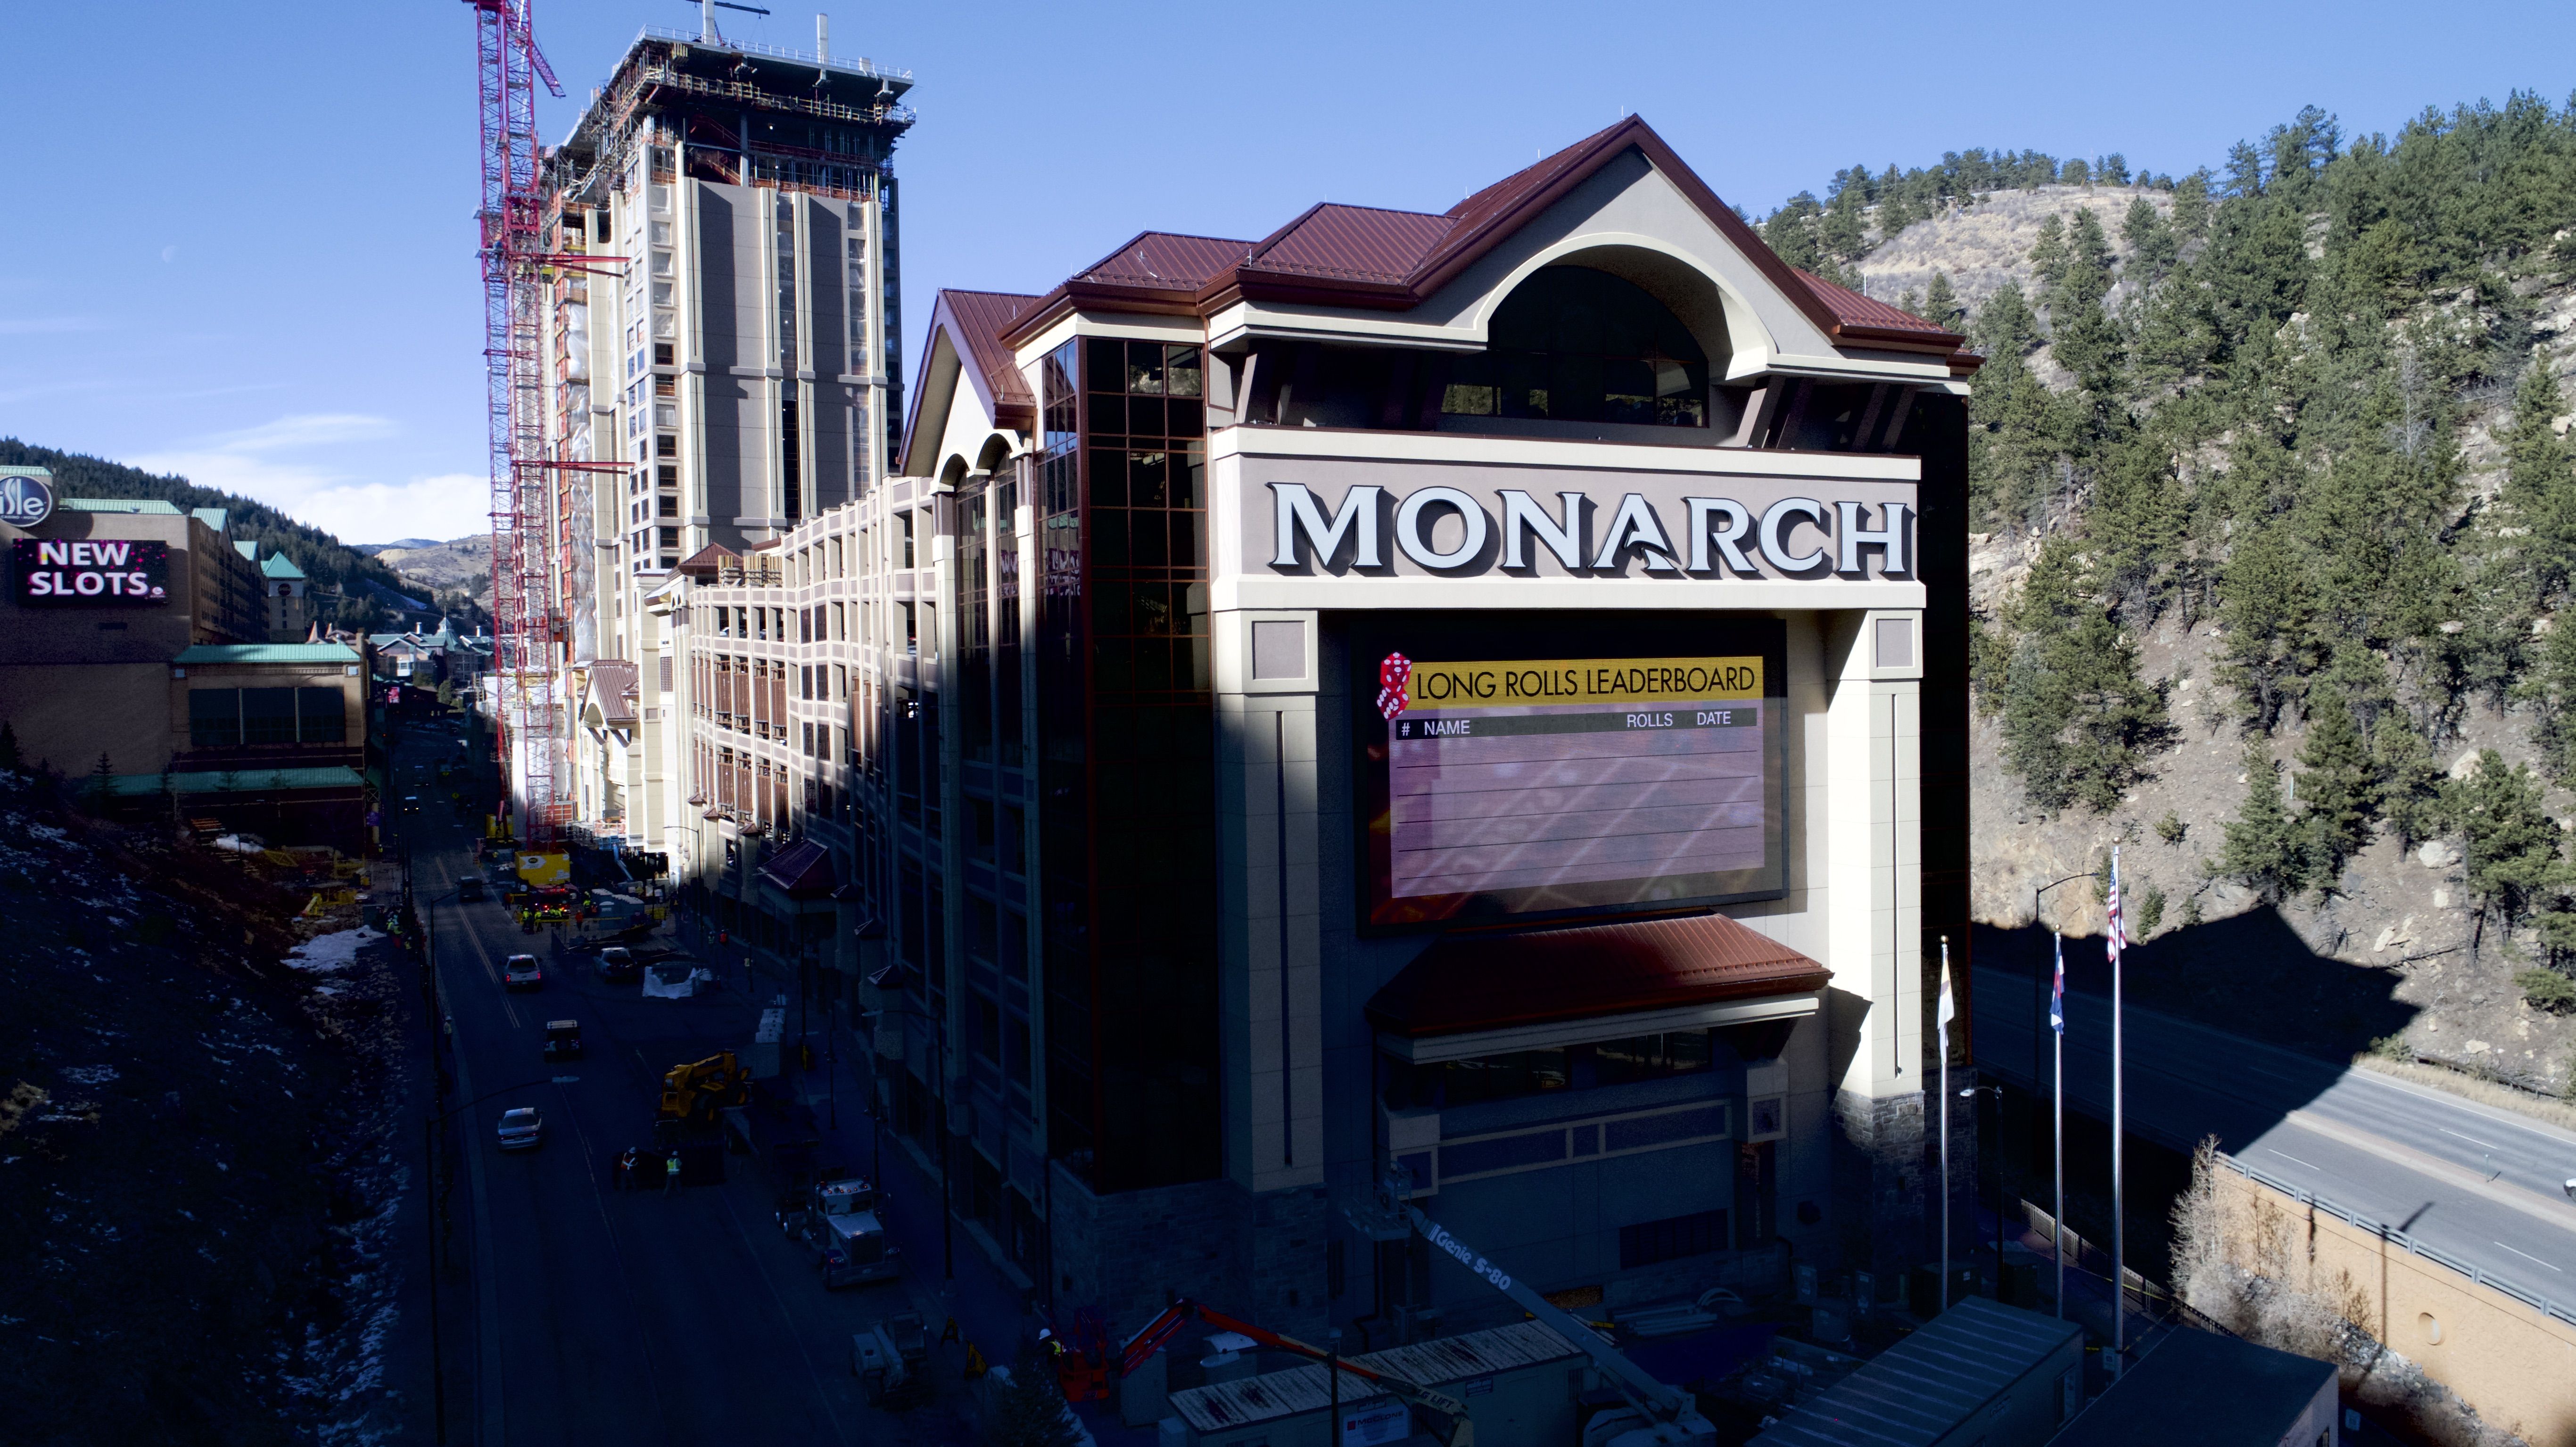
[3,0,2570,544]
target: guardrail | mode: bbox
[2216,1150,2576,1326]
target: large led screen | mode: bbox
[1356,614,1786,928]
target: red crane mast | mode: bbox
[465,0,567,842]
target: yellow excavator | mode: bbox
[657,1052,752,1123]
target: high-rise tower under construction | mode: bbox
[525,19,911,833]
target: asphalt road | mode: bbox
[386,724,972,1447]
[1974,962,2576,1306]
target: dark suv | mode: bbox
[457,875,486,902]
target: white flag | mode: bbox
[1937,954,1956,1037]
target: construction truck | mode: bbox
[1106,1299,1476,1445]
[850,1310,930,1405]
[657,1052,752,1124]
[783,1175,900,1288]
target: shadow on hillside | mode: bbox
[1972,905,2419,1071]
[1961,909,2423,1290]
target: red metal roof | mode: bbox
[993,115,1977,371]
[674,543,738,577]
[1365,911,1832,1039]
[1792,269,1961,343]
[1074,231,1256,291]
[1245,204,1456,283]
[937,289,1041,407]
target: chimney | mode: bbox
[817,14,830,62]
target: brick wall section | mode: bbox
[1048,1170,1332,1348]
[1832,1088,1926,1282]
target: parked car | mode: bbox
[596,946,640,983]
[457,874,486,902]
[503,954,544,990]
[542,1019,582,1061]
[401,796,421,814]
[495,1107,542,1151]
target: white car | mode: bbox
[495,1107,542,1151]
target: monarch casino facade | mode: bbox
[730,117,1975,1346]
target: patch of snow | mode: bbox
[283,928,385,975]
[58,1065,117,1086]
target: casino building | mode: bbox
[0,473,371,846]
[639,117,1974,1343]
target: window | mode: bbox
[1590,1031,1714,1086]
[188,687,344,747]
[1440,266,1708,428]
[1619,1209,1728,1269]
[899,511,915,568]
[1428,1048,1568,1106]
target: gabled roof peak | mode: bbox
[994,114,1969,365]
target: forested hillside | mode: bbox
[0,438,472,633]
[1789,96,2576,1086]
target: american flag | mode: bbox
[2050,931,2065,1036]
[2105,845,2125,968]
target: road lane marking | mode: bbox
[712,1189,854,1445]
[2281,1109,2576,1239]
[2494,1240,2565,1272]
[2268,1149,2320,1170]
[2442,1127,2501,1151]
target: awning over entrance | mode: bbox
[755,839,836,899]
[1366,911,1832,1062]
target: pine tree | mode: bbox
[1922,272,1963,333]
[2524,617,2576,781]
[1764,193,1825,271]
[2372,721,2448,848]
[1819,182,1869,266]
[2062,157,2092,188]
[2220,745,2307,901]
[0,721,18,772]
[2123,195,2180,281]
[2215,523,2321,730]
[2170,168,2214,238]
[2294,692,2376,876]
[2450,749,2559,931]
[2028,214,2070,294]
[2047,209,2126,394]
[1994,541,2175,813]
[2502,362,2576,603]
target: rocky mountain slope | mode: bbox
[1837,154,2576,1093]
[371,534,491,605]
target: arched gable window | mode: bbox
[1442,266,1709,428]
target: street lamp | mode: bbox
[2032,871,2089,1322]
[860,998,953,1280]
[422,1074,577,1447]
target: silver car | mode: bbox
[495,1107,542,1151]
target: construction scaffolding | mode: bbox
[467,0,620,842]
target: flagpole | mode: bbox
[2053,930,2065,1322]
[2111,847,2127,1369]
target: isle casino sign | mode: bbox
[12,538,173,606]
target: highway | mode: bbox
[1974,963,2576,1307]
[388,723,972,1446]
